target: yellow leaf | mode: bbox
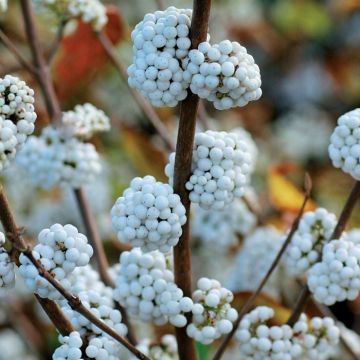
[268,164,316,214]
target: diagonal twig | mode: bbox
[212,174,312,360]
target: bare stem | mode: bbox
[0,29,37,75]
[213,174,312,360]
[19,0,62,124]
[74,188,113,287]
[0,186,74,336]
[286,180,360,326]
[95,31,174,152]
[171,1,212,360]
[47,20,66,65]
[23,248,150,360]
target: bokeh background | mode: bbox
[1,0,360,359]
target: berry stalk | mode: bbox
[172,1,212,359]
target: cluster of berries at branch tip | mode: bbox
[283,208,337,277]
[236,306,340,359]
[166,130,253,210]
[16,125,102,189]
[0,75,37,171]
[128,6,261,109]
[62,103,110,139]
[111,176,186,253]
[19,223,93,300]
[187,277,238,345]
[0,231,15,295]
[329,108,360,180]
[34,0,108,30]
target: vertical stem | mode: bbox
[19,0,62,124]
[172,1,211,359]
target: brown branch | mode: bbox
[74,188,113,287]
[47,20,66,66]
[0,29,37,75]
[171,2,212,360]
[213,174,312,360]
[286,180,360,326]
[19,0,62,124]
[74,189,137,345]
[0,186,74,336]
[95,31,174,152]
[23,248,150,360]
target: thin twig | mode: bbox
[19,0,62,124]
[23,248,150,360]
[0,186,74,336]
[213,174,312,360]
[172,1,212,360]
[47,20,66,65]
[286,180,360,326]
[0,29,37,75]
[18,1,136,341]
[95,31,174,152]
[74,188,137,345]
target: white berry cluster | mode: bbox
[236,306,302,359]
[192,198,256,252]
[344,228,360,245]
[128,7,198,107]
[185,40,262,109]
[36,0,108,30]
[62,103,110,139]
[165,130,253,210]
[236,306,340,359]
[187,277,238,345]
[293,314,340,360]
[52,331,83,360]
[111,176,186,253]
[283,208,337,277]
[329,108,360,180]
[16,126,101,189]
[0,75,37,170]
[113,247,193,327]
[84,335,131,359]
[19,224,93,300]
[0,232,15,296]
[133,334,178,360]
[308,237,360,306]
[227,226,285,300]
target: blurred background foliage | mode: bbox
[1,0,360,359]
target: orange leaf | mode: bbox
[52,5,125,101]
[233,291,291,325]
[120,124,167,182]
[268,164,316,214]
